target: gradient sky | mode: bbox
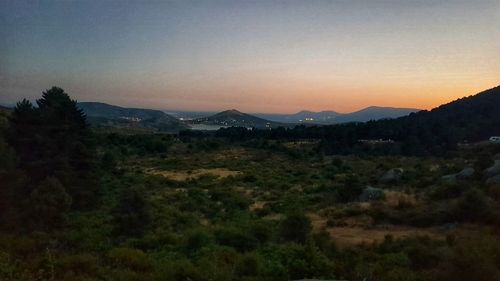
[1,0,499,113]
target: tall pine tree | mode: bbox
[7,87,96,210]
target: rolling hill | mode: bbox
[77,102,188,132]
[333,106,420,123]
[193,109,287,129]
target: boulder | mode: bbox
[442,167,474,183]
[379,168,404,184]
[441,174,458,184]
[441,167,475,184]
[456,167,475,179]
[359,186,384,202]
[486,174,500,185]
[484,160,500,178]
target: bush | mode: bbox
[59,254,100,277]
[453,188,494,222]
[235,253,261,278]
[29,176,72,230]
[112,186,151,237]
[185,229,213,254]
[107,248,152,272]
[156,259,205,281]
[279,212,312,244]
[336,174,363,202]
[214,227,259,252]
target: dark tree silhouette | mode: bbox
[7,87,96,210]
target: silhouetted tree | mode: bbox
[7,87,96,208]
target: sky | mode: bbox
[1,0,499,114]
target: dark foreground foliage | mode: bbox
[1,87,500,281]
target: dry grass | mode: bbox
[211,148,252,161]
[146,168,241,181]
[384,191,418,208]
[326,226,444,247]
[310,211,488,248]
[249,201,266,211]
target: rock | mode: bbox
[359,186,384,202]
[442,167,474,183]
[379,168,404,184]
[441,174,458,184]
[484,160,500,178]
[486,174,500,185]
[456,167,475,179]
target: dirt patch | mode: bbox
[327,226,444,247]
[310,212,487,247]
[211,148,252,161]
[307,212,491,247]
[309,213,327,229]
[147,168,241,181]
[384,191,418,208]
[250,201,266,211]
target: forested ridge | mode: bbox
[207,86,500,156]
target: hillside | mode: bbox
[334,106,420,123]
[404,85,500,141]
[193,109,288,129]
[256,110,340,124]
[78,102,187,132]
[317,85,500,154]
[215,85,500,155]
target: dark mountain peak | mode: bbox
[218,109,245,116]
[356,106,421,112]
[195,109,288,129]
[296,110,314,114]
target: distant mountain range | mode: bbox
[77,102,187,132]
[76,102,420,132]
[256,106,420,124]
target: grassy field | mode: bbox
[2,130,500,281]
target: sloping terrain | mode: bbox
[193,109,288,129]
[78,102,187,132]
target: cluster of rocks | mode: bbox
[440,159,500,184]
[357,161,500,203]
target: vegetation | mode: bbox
[1,87,500,280]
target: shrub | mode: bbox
[214,227,259,252]
[59,254,100,277]
[453,188,494,222]
[112,186,151,237]
[107,248,152,272]
[185,229,213,254]
[235,253,261,278]
[157,259,205,281]
[336,174,363,202]
[279,212,312,244]
[29,176,72,230]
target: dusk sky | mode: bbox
[1,0,499,113]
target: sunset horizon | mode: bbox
[2,1,500,278]
[2,1,499,114]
